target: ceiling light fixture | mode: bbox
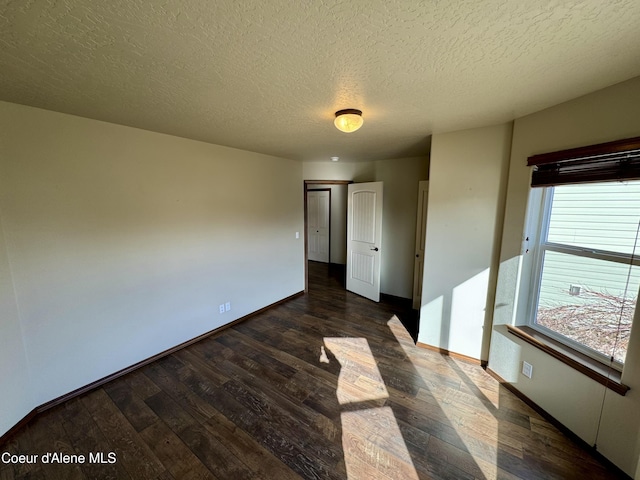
[331,156,339,162]
[334,109,363,133]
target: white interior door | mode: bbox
[412,181,429,309]
[308,190,330,263]
[347,182,383,302]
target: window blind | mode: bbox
[528,136,640,187]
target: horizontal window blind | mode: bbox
[528,136,640,187]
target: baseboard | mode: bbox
[0,291,304,446]
[485,367,571,432]
[0,409,37,446]
[416,342,488,367]
[484,367,632,480]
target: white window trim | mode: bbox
[524,185,639,371]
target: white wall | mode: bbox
[0,211,32,435]
[0,101,304,435]
[303,157,429,298]
[488,76,640,477]
[418,124,512,361]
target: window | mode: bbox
[514,136,640,392]
[529,181,640,369]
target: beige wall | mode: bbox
[374,157,430,298]
[303,156,429,298]
[419,123,512,361]
[0,101,304,435]
[302,161,375,183]
[488,76,640,476]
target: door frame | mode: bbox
[303,180,352,292]
[307,188,331,264]
[412,181,429,310]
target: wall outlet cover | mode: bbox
[522,361,533,379]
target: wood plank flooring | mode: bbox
[0,262,626,479]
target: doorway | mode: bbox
[304,180,384,303]
[304,180,351,292]
[303,179,420,341]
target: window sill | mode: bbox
[506,325,630,396]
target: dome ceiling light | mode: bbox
[334,109,363,133]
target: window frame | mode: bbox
[526,184,640,372]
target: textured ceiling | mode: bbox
[1,1,640,162]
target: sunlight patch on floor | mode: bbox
[322,336,419,479]
[323,337,389,405]
[341,407,419,480]
[386,315,505,479]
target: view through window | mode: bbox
[532,180,640,366]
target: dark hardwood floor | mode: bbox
[0,262,626,479]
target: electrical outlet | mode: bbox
[219,304,225,314]
[295,232,300,239]
[522,361,533,379]
[225,302,231,312]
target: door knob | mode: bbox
[416,254,420,258]
[370,247,379,251]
